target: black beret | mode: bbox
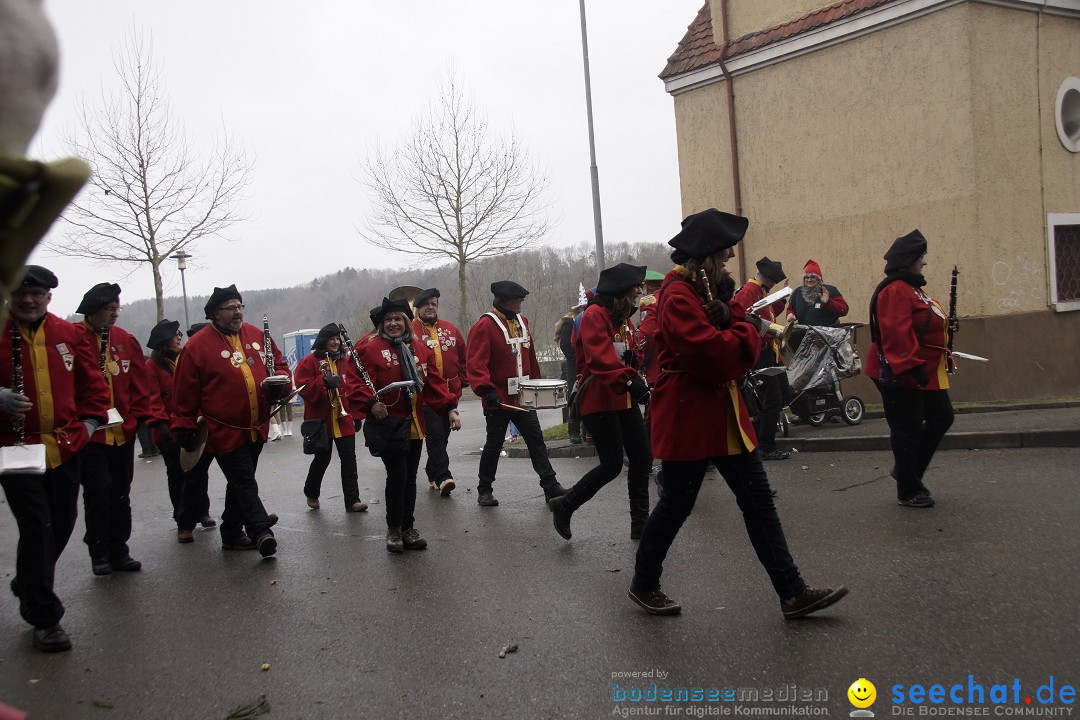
[370,297,414,327]
[313,322,341,352]
[203,285,242,319]
[76,282,121,315]
[187,322,210,337]
[885,229,928,274]
[755,256,786,284]
[414,288,441,306]
[147,319,181,350]
[596,263,648,296]
[668,209,749,261]
[18,265,58,289]
[490,280,528,299]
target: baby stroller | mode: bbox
[783,323,865,428]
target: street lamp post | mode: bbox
[174,250,191,330]
[578,0,605,272]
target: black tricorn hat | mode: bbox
[147,319,181,350]
[313,322,341,352]
[885,229,928,274]
[415,288,440,306]
[596,263,648,296]
[18,265,59,289]
[490,280,529,299]
[76,282,121,315]
[187,322,210,337]
[668,209,749,261]
[370,297,414,327]
[755,256,786,284]
[203,285,242,319]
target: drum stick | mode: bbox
[500,403,529,413]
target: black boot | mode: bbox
[548,496,573,540]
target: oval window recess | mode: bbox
[1056,77,1080,153]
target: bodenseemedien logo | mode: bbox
[849,678,877,717]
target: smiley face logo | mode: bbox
[848,678,877,709]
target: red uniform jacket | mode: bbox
[352,335,455,440]
[293,352,360,439]
[733,279,787,364]
[0,314,111,468]
[650,270,762,461]
[76,322,167,446]
[465,309,542,407]
[573,303,639,416]
[866,280,951,391]
[171,322,291,456]
[636,304,660,386]
[146,356,178,444]
[412,317,468,401]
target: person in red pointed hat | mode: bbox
[786,259,849,327]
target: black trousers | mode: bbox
[158,440,184,523]
[304,434,361,508]
[79,441,135,562]
[214,442,273,542]
[478,407,558,493]
[2,459,80,629]
[753,351,784,451]
[564,408,651,530]
[176,451,213,531]
[382,439,423,530]
[876,384,954,500]
[421,404,453,486]
[633,451,805,601]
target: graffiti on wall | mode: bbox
[991,252,1043,311]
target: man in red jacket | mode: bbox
[172,285,289,558]
[411,288,467,496]
[76,282,169,576]
[466,281,565,507]
[1,266,110,652]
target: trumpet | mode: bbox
[320,358,349,418]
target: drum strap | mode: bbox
[483,312,530,379]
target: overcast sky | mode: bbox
[29,0,703,316]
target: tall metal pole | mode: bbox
[175,251,191,330]
[578,0,605,272]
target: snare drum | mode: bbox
[518,379,568,409]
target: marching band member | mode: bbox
[466,281,566,507]
[1,266,110,652]
[76,282,168,576]
[411,288,467,496]
[354,298,459,553]
[629,209,847,619]
[866,230,954,509]
[172,285,290,557]
[547,263,651,541]
[293,323,369,513]
[145,319,216,540]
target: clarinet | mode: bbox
[98,324,110,380]
[337,324,377,396]
[10,320,25,444]
[946,266,959,374]
[263,315,274,376]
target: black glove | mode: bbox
[621,348,638,368]
[323,374,342,389]
[910,366,930,387]
[484,390,501,409]
[627,376,651,406]
[704,300,731,328]
[716,274,736,302]
[177,430,198,452]
[354,419,363,432]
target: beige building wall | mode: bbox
[709,0,834,43]
[1039,13,1080,213]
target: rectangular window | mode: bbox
[1048,213,1080,312]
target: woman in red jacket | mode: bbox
[354,298,459,554]
[547,263,651,541]
[866,229,955,509]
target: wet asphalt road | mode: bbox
[1,400,1078,719]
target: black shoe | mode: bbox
[110,556,142,572]
[401,528,427,551]
[548,497,572,540]
[762,449,790,461]
[628,584,682,616]
[477,492,499,507]
[10,577,19,598]
[543,483,567,502]
[200,515,217,528]
[898,493,935,508]
[386,528,404,553]
[222,536,257,551]
[569,435,583,445]
[255,532,277,557]
[91,557,112,576]
[267,513,279,527]
[33,624,72,653]
[781,586,848,619]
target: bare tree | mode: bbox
[360,74,552,327]
[50,30,251,320]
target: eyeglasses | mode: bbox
[12,288,50,300]
[219,304,245,312]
